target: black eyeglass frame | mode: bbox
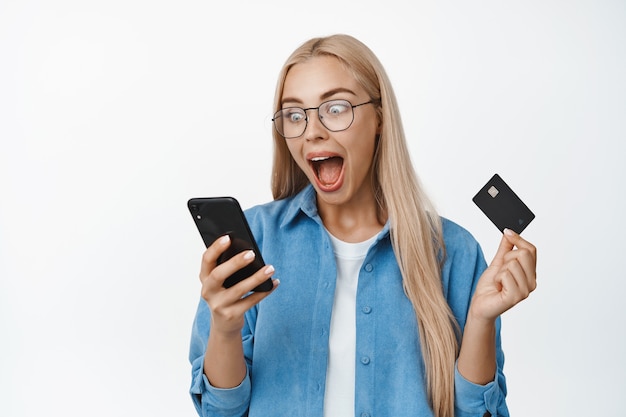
[271,99,378,139]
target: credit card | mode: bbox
[472,174,535,234]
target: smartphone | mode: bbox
[472,173,535,234]
[187,197,273,292]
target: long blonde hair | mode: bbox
[270,34,459,417]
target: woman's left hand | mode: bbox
[470,228,537,322]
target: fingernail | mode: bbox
[219,235,230,245]
[243,250,255,260]
[264,265,275,275]
[504,228,515,236]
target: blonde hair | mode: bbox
[270,34,459,417]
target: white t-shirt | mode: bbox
[323,232,378,417]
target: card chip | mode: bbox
[488,186,499,198]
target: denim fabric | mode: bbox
[189,185,509,417]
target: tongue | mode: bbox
[317,157,343,185]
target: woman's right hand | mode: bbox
[199,234,278,336]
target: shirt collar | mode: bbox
[279,184,317,228]
[279,184,391,242]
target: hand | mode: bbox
[469,229,537,323]
[199,235,278,336]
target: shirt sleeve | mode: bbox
[188,299,252,417]
[453,318,509,417]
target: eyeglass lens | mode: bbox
[273,99,356,139]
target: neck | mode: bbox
[317,192,385,243]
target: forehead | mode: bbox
[282,56,364,103]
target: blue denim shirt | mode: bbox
[189,185,509,417]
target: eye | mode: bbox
[324,100,350,116]
[285,109,305,123]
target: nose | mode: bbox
[303,109,328,141]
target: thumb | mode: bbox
[491,228,516,266]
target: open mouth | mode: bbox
[309,156,344,188]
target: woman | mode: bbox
[189,34,536,417]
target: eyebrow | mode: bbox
[281,87,358,106]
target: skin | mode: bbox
[457,228,537,384]
[199,55,537,389]
[201,235,279,388]
[280,56,383,242]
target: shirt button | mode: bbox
[364,264,373,272]
[360,356,370,365]
[362,306,372,314]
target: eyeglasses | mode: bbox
[272,99,376,139]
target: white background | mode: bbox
[1,1,624,415]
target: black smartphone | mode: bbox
[187,197,273,292]
[472,173,535,234]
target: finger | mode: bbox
[491,231,515,266]
[204,249,260,295]
[200,234,232,279]
[496,269,522,309]
[502,229,537,283]
[502,247,537,288]
[503,229,537,257]
[502,258,531,298]
[230,278,280,314]
[212,274,279,321]
[224,263,277,301]
[496,266,529,309]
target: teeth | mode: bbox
[310,156,331,162]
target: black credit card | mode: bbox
[472,174,535,234]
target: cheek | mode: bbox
[286,142,308,170]
[358,143,377,171]
[354,128,378,161]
